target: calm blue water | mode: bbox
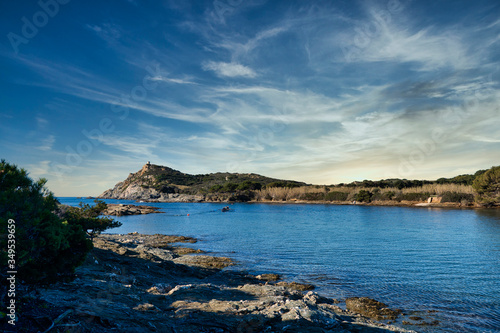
[59,198,500,332]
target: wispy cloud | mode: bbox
[38,135,55,151]
[85,23,122,44]
[202,61,257,78]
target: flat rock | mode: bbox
[346,297,402,320]
[103,204,163,216]
[173,255,234,269]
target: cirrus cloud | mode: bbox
[202,61,257,78]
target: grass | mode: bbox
[255,184,475,202]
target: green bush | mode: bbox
[222,182,238,192]
[64,200,122,240]
[302,192,325,201]
[440,191,474,203]
[473,166,500,205]
[209,184,223,193]
[237,181,262,191]
[354,190,373,202]
[0,160,92,283]
[396,192,429,202]
[266,181,300,188]
[228,192,253,202]
[325,191,349,201]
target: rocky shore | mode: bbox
[103,204,164,216]
[15,233,420,333]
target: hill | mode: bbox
[98,162,306,202]
[98,162,498,206]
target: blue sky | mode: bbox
[1,0,499,196]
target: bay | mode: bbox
[59,198,500,332]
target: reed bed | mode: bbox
[255,184,475,202]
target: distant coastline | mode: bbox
[96,163,500,209]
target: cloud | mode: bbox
[97,134,159,158]
[334,4,483,72]
[202,61,257,78]
[149,76,198,85]
[86,23,122,43]
[38,135,55,151]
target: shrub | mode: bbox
[237,181,262,191]
[302,192,325,201]
[355,190,373,202]
[222,182,238,192]
[473,166,500,205]
[0,160,92,283]
[397,192,429,202]
[228,192,253,202]
[209,184,223,193]
[325,191,349,201]
[266,181,300,188]
[63,200,122,240]
[440,191,474,203]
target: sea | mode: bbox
[59,198,500,332]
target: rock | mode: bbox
[103,204,163,216]
[303,291,335,305]
[256,273,280,281]
[30,233,412,333]
[173,255,234,269]
[276,281,315,291]
[135,245,178,261]
[133,303,158,311]
[345,297,402,320]
[147,283,172,294]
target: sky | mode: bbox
[1,0,499,196]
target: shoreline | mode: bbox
[18,232,423,332]
[115,197,493,211]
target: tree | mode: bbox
[63,200,122,240]
[473,166,500,206]
[355,190,373,203]
[0,160,92,283]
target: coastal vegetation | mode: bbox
[473,166,500,206]
[0,160,120,284]
[100,162,498,207]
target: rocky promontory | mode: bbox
[23,233,416,332]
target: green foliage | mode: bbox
[237,181,262,191]
[440,191,474,203]
[64,200,122,240]
[354,190,373,202]
[396,192,429,202]
[228,192,254,202]
[222,182,238,192]
[473,166,500,205]
[325,191,349,201]
[0,160,92,284]
[302,192,325,201]
[209,184,223,193]
[266,181,301,188]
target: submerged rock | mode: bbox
[276,281,315,291]
[346,297,402,320]
[256,273,281,281]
